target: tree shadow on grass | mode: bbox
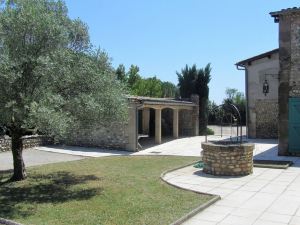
[0,171,102,219]
[0,169,13,183]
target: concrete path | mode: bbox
[162,145,300,225]
[134,136,204,156]
[36,145,131,157]
[35,136,206,157]
[36,136,234,157]
[0,149,84,171]
[208,125,246,137]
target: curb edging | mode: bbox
[0,218,23,225]
[169,195,220,225]
[160,162,221,225]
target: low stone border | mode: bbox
[253,160,293,169]
[0,135,53,152]
[160,162,221,225]
[0,218,23,225]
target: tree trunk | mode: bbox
[11,131,26,181]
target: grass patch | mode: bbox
[0,156,212,225]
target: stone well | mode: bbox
[201,141,254,176]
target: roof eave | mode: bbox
[235,49,279,67]
[270,7,300,22]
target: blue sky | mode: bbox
[65,1,299,104]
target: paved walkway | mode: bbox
[36,145,132,157]
[162,144,300,225]
[0,149,84,171]
[36,136,246,157]
[36,136,206,157]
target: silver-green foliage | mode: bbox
[0,0,127,139]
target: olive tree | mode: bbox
[0,0,127,181]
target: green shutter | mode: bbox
[289,98,300,153]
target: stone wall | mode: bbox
[0,135,53,152]
[276,10,300,155]
[0,136,11,152]
[255,100,279,138]
[66,122,129,150]
[179,109,193,136]
[202,142,254,176]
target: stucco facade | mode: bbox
[236,50,279,139]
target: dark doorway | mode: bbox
[149,109,155,137]
[162,108,173,136]
[138,109,143,134]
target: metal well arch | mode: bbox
[206,103,243,143]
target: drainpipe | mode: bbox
[236,64,249,139]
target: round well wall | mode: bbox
[201,142,254,176]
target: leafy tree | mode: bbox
[115,64,127,83]
[177,65,198,98]
[177,64,212,134]
[161,81,178,98]
[0,0,127,181]
[127,65,141,87]
[225,88,238,100]
[223,88,246,125]
[224,88,245,105]
[208,100,218,124]
[116,64,178,98]
[132,76,163,97]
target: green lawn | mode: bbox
[0,156,212,225]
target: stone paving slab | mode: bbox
[163,156,300,225]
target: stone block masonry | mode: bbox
[0,135,53,152]
[255,100,279,138]
[66,122,129,150]
[179,109,194,136]
[0,136,11,152]
[202,142,254,176]
[270,8,300,155]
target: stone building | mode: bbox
[236,8,300,155]
[0,97,199,152]
[236,49,279,139]
[66,96,199,152]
